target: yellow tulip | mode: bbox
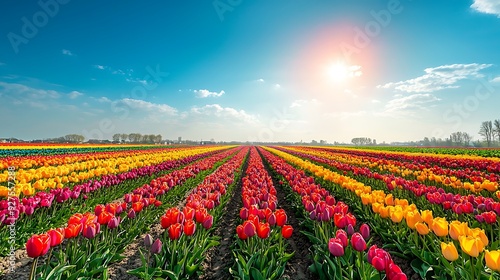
[485,250,500,272]
[431,217,449,237]
[384,194,394,206]
[405,211,423,229]
[415,222,430,235]
[458,235,484,257]
[468,228,489,247]
[441,242,459,262]
[421,210,433,225]
[449,221,468,240]
[390,206,404,223]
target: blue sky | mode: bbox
[1,0,500,143]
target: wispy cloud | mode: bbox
[62,49,74,56]
[194,89,225,98]
[190,104,258,124]
[384,93,440,115]
[68,91,83,99]
[491,76,500,83]
[471,0,500,17]
[121,98,177,116]
[290,99,319,108]
[94,65,106,70]
[377,63,492,93]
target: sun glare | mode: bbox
[326,62,362,83]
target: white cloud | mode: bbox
[0,82,60,100]
[190,104,258,124]
[274,84,281,89]
[372,99,381,103]
[384,93,441,114]
[121,98,177,116]
[97,97,111,103]
[95,65,106,70]
[491,76,500,83]
[471,0,500,17]
[257,78,265,82]
[378,63,492,93]
[62,49,74,56]
[194,89,225,98]
[290,99,319,108]
[68,91,83,99]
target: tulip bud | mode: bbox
[351,233,367,252]
[150,239,162,254]
[144,234,153,247]
[360,223,370,240]
[127,209,136,219]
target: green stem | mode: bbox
[29,257,38,280]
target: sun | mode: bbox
[325,62,362,83]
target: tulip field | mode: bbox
[1,144,500,279]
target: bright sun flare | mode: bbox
[326,62,362,83]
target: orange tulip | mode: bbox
[389,206,404,223]
[468,228,489,247]
[485,250,500,272]
[405,211,423,229]
[415,222,430,235]
[421,210,433,225]
[441,242,458,262]
[431,217,449,237]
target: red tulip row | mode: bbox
[277,146,500,225]
[23,147,242,279]
[132,147,249,279]
[258,147,407,280]
[231,147,293,279]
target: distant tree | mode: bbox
[494,119,500,144]
[463,132,473,146]
[423,137,431,146]
[64,134,84,143]
[155,134,162,144]
[112,134,121,142]
[479,121,494,147]
[120,134,128,143]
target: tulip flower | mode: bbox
[360,223,370,240]
[202,214,213,229]
[47,228,64,247]
[107,216,120,229]
[239,207,249,220]
[431,217,448,237]
[415,222,430,235]
[335,229,348,248]
[168,223,183,240]
[275,209,287,227]
[351,232,367,252]
[346,224,355,236]
[281,225,293,239]
[267,213,276,226]
[243,220,256,238]
[183,219,196,236]
[256,222,270,239]
[440,242,459,261]
[98,211,114,225]
[386,261,407,280]
[127,209,136,219]
[458,235,484,257]
[83,222,99,239]
[144,234,153,247]
[151,239,162,254]
[132,202,144,213]
[26,234,51,258]
[485,250,500,272]
[449,221,468,240]
[236,224,248,240]
[468,228,489,247]
[367,245,390,271]
[405,211,423,229]
[328,238,344,257]
[421,210,433,225]
[64,223,82,239]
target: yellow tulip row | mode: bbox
[285,146,498,193]
[263,147,495,260]
[0,146,229,197]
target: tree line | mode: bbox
[479,119,500,147]
[112,133,163,144]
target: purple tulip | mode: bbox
[144,234,153,247]
[150,239,162,254]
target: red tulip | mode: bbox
[239,207,249,220]
[183,219,196,236]
[202,214,213,229]
[243,220,256,237]
[351,233,367,252]
[183,206,195,220]
[64,223,82,239]
[236,224,248,240]
[195,208,207,223]
[132,202,144,213]
[281,225,293,239]
[335,229,348,248]
[328,238,344,257]
[26,234,51,258]
[168,223,183,240]
[256,222,270,239]
[367,245,390,271]
[334,213,347,228]
[98,211,114,225]
[94,204,105,216]
[386,261,407,280]
[47,228,64,247]
[275,209,287,227]
[68,213,84,225]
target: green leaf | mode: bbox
[250,267,265,280]
[410,258,432,279]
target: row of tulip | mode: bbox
[231,147,293,280]
[0,146,230,198]
[258,147,407,280]
[287,146,499,194]
[320,146,500,177]
[263,146,500,279]
[23,147,242,279]
[129,146,249,279]
[277,146,500,226]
